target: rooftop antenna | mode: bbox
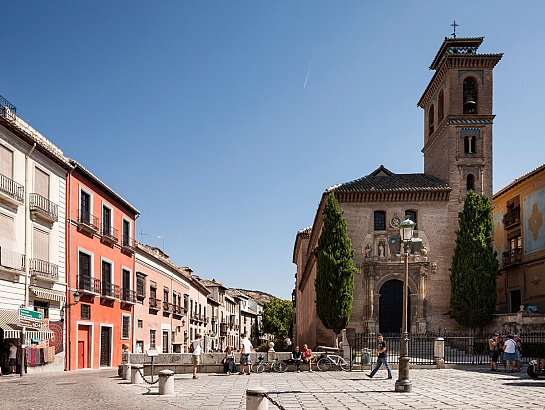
[451,20,459,38]
[158,235,165,253]
[138,228,148,241]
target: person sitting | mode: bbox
[302,344,316,372]
[291,345,303,372]
[223,346,236,375]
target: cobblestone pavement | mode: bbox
[1,367,544,409]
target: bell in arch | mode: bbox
[464,94,476,112]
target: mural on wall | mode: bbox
[493,211,504,262]
[524,189,545,254]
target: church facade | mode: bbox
[293,36,502,348]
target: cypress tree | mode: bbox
[315,191,358,336]
[448,190,499,329]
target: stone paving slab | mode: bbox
[1,367,545,409]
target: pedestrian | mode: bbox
[302,344,316,372]
[514,334,523,372]
[239,333,252,375]
[498,335,506,371]
[291,346,303,372]
[367,334,392,379]
[488,333,499,371]
[191,334,202,379]
[503,334,516,373]
[9,342,17,374]
[223,346,236,375]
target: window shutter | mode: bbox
[33,228,49,261]
[34,168,50,199]
[0,145,13,177]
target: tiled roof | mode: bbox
[331,165,451,194]
[494,163,545,199]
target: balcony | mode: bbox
[100,224,118,246]
[0,247,25,276]
[77,210,99,235]
[29,193,58,223]
[0,95,16,119]
[220,322,228,336]
[77,274,100,295]
[121,288,136,304]
[163,301,173,313]
[502,211,520,229]
[149,297,161,311]
[101,282,120,300]
[0,173,24,205]
[172,305,184,317]
[120,235,135,255]
[503,248,523,266]
[29,258,59,283]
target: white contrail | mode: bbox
[304,63,312,88]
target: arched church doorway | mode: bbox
[379,280,410,333]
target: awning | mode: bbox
[0,309,54,339]
[29,286,66,303]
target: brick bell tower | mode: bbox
[418,36,502,202]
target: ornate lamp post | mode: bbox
[395,216,415,393]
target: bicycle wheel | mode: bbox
[251,362,261,373]
[256,364,267,373]
[317,357,331,371]
[274,361,287,373]
[338,358,350,371]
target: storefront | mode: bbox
[0,308,56,375]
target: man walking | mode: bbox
[191,334,202,379]
[367,334,392,379]
[239,333,252,375]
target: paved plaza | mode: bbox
[1,367,544,409]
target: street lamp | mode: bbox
[395,216,415,393]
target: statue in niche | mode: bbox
[378,242,385,257]
[365,244,372,258]
[420,246,428,257]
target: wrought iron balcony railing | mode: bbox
[77,274,101,294]
[121,235,135,254]
[163,301,173,312]
[101,223,119,244]
[29,258,59,282]
[0,173,24,204]
[502,210,521,228]
[101,282,120,299]
[0,94,16,116]
[172,305,184,315]
[149,297,161,310]
[503,247,523,266]
[0,247,25,272]
[77,209,99,233]
[29,193,58,222]
[121,288,136,304]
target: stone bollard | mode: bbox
[434,337,445,369]
[158,370,174,395]
[246,386,268,410]
[122,363,132,381]
[131,364,144,384]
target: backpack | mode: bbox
[189,342,195,353]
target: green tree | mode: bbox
[261,298,294,347]
[448,190,499,328]
[315,191,358,336]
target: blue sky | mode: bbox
[2,2,544,299]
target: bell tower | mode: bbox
[418,36,502,201]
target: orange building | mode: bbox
[65,160,139,370]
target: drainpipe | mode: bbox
[24,143,36,308]
[132,214,139,353]
[65,168,73,371]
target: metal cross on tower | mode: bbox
[451,20,459,38]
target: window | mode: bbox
[463,77,477,114]
[466,174,475,191]
[164,287,169,304]
[464,136,476,154]
[34,301,49,319]
[162,331,169,353]
[122,315,130,339]
[34,168,50,199]
[137,319,143,328]
[404,210,417,228]
[102,205,112,236]
[81,304,91,320]
[150,281,157,300]
[80,190,91,223]
[33,228,49,262]
[438,90,444,122]
[136,272,146,301]
[79,251,91,277]
[122,219,131,247]
[101,261,112,285]
[150,330,156,348]
[0,144,14,178]
[428,105,435,135]
[122,268,131,301]
[374,211,386,231]
[0,213,20,270]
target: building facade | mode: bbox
[293,36,502,347]
[65,160,139,370]
[0,97,72,373]
[493,164,545,314]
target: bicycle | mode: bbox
[316,352,350,371]
[256,358,287,373]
